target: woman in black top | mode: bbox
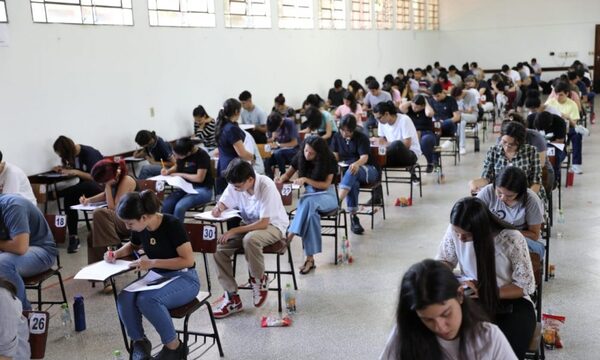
[108,191,199,360]
[52,135,104,253]
[277,136,338,274]
[161,138,213,221]
[400,95,437,172]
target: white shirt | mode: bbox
[379,114,422,157]
[0,162,36,205]
[460,89,480,113]
[0,288,30,359]
[242,129,265,175]
[241,106,267,126]
[506,69,521,84]
[220,174,289,236]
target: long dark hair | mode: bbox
[215,98,241,143]
[53,135,77,167]
[344,91,358,113]
[348,80,364,98]
[296,135,336,181]
[450,197,510,317]
[396,259,488,360]
[494,166,529,204]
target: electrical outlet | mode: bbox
[150,107,155,117]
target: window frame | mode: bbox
[278,0,313,30]
[318,0,345,30]
[426,0,438,30]
[147,0,216,28]
[30,0,134,26]
[374,0,393,30]
[350,0,372,30]
[0,1,7,23]
[411,0,425,30]
[223,0,271,29]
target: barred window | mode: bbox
[396,0,409,30]
[411,0,425,30]
[224,0,271,28]
[351,0,371,30]
[0,1,7,22]
[31,0,133,25]
[319,0,344,29]
[148,0,215,27]
[374,0,392,30]
[426,0,438,30]
[279,0,313,29]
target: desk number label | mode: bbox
[378,146,387,156]
[281,184,292,196]
[55,215,66,228]
[547,147,555,156]
[29,312,47,335]
[203,225,216,241]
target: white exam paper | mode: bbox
[149,175,198,194]
[123,271,179,292]
[74,260,132,281]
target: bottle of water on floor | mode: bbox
[60,303,72,339]
[557,209,565,239]
[113,350,125,360]
[284,283,296,314]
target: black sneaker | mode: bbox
[153,341,188,360]
[132,338,152,360]
[426,164,434,173]
[67,236,80,253]
[351,215,364,235]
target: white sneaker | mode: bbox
[460,148,467,155]
[571,165,583,174]
[441,140,453,150]
[575,125,590,136]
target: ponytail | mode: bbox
[215,98,242,143]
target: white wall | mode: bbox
[0,1,437,174]
[437,0,600,77]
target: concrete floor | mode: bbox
[38,112,599,359]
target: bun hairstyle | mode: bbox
[91,158,127,184]
[53,135,77,167]
[215,98,242,143]
[116,190,161,221]
[135,130,157,147]
[192,105,209,118]
[274,93,286,105]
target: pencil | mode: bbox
[160,159,165,168]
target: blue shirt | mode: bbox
[147,136,173,162]
[429,96,459,121]
[270,118,300,146]
[330,131,376,167]
[0,195,57,256]
[72,145,103,173]
[217,122,246,177]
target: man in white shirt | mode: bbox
[452,85,480,155]
[239,90,268,144]
[0,151,36,205]
[373,101,421,168]
[502,64,522,88]
[211,159,289,319]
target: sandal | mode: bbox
[102,280,113,294]
[299,259,316,275]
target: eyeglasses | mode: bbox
[500,140,517,149]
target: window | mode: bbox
[30,0,133,25]
[351,0,371,30]
[224,0,270,28]
[279,0,312,29]
[411,0,424,30]
[0,1,7,22]
[396,0,409,30]
[374,0,392,30]
[319,0,344,29]
[426,0,438,30]
[148,0,215,27]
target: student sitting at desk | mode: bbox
[53,135,104,253]
[0,150,36,205]
[0,194,57,310]
[399,95,437,173]
[161,138,214,222]
[332,114,380,235]
[300,105,334,142]
[277,135,338,274]
[264,112,299,179]
[436,197,535,359]
[215,98,255,194]
[109,191,199,360]
[239,90,268,144]
[193,105,217,149]
[335,92,365,132]
[133,130,176,180]
[272,93,296,118]
[84,159,137,291]
[211,159,289,318]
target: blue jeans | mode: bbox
[567,128,582,165]
[265,147,298,178]
[420,130,437,165]
[441,119,456,137]
[138,164,162,180]
[339,165,379,213]
[0,247,56,310]
[162,186,213,221]
[525,237,545,258]
[288,185,338,256]
[118,269,200,344]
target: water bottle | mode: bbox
[557,209,565,239]
[73,295,86,332]
[113,350,125,360]
[60,303,72,339]
[284,283,296,314]
[339,237,347,265]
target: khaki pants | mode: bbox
[87,208,129,264]
[213,225,282,293]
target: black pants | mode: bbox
[386,141,418,168]
[60,180,103,236]
[496,297,536,359]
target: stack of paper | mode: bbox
[149,175,198,194]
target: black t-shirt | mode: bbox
[478,80,493,102]
[527,113,567,141]
[176,148,213,188]
[330,131,376,167]
[130,214,192,270]
[328,88,345,107]
[429,96,458,121]
[405,107,433,132]
[73,145,103,173]
[146,136,173,162]
[290,149,337,182]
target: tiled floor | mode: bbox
[39,110,598,359]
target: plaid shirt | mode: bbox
[481,144,541,186]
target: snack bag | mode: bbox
[261,314,293,328]
[542,313,566,349]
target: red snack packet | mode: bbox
[261,315,292,328]
[542,313,566,349]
